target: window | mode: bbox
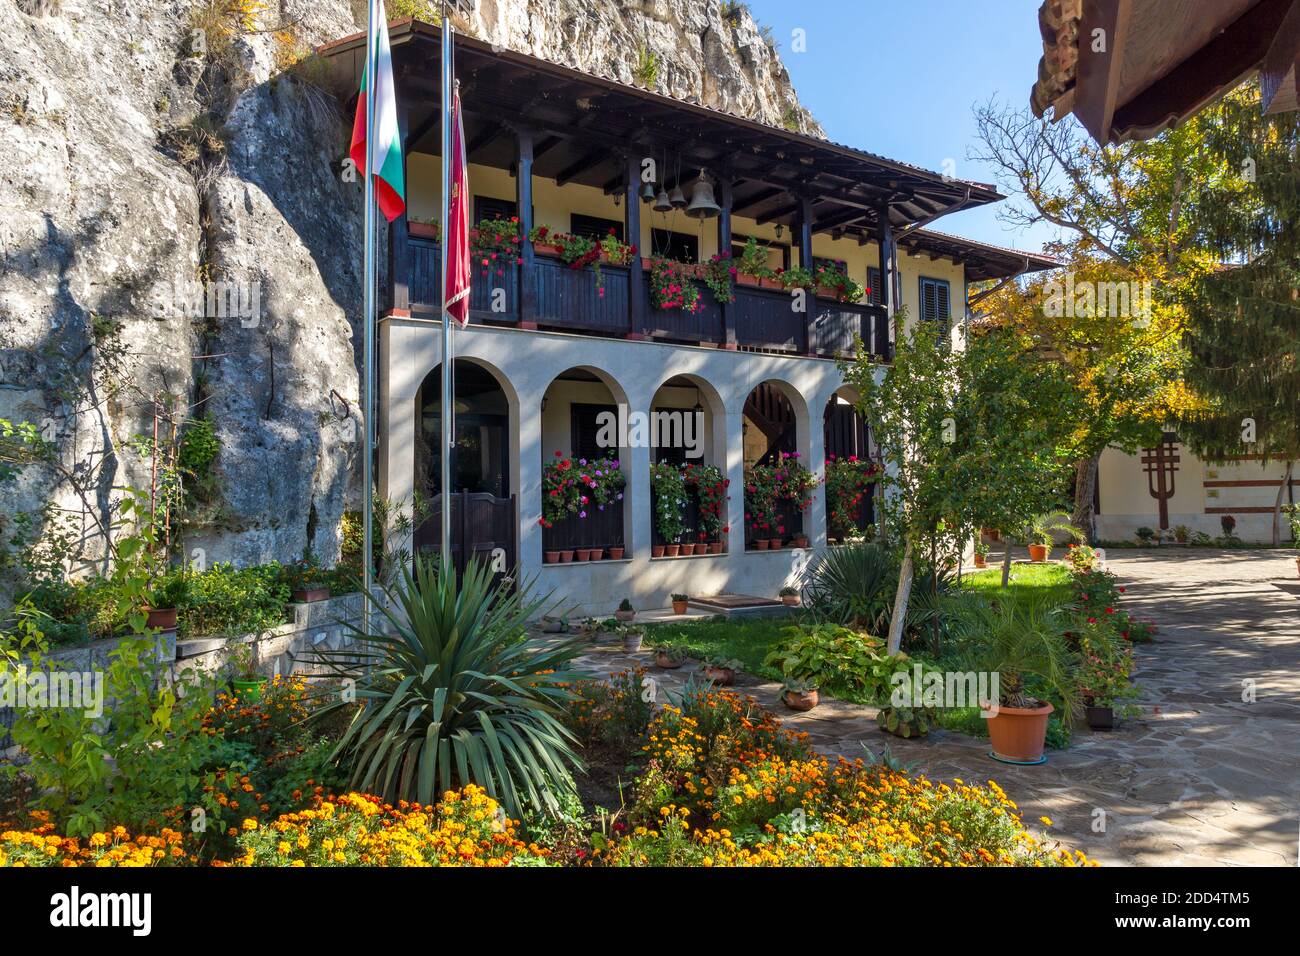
[475,196,517,224]
[570,214,624,242]
[813,257,847,275]
[571,403,617,462]
[919,276,951,326]
[867,267,883,306]
[651,228,699,263]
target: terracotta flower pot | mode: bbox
[292,586,331,603]
[1027,543,1050,562]
[589,548,604,561]
[665,544,681,557]
[609,547,625,560]
[768,538,783,550]
[709,542,723,555]
[672,600,688,615]
[973,554,987,569]
[781,594,800,606]
[704,666,735,686]
[652,545,665,558]
[984,701,1054,763]
[559,550,575,563]
[545,550,560,564]
[533,242,563,257]
[754,539,769,551]
[655,651,683,669]
[815,285,839,300]
[408,221,440,240]
[575,548,591,562]
[793,535,809,549]
[1085,704,1115,731]
[680,543,696,556]
[783,689,819,712]
[145,607,178,631]
[760,276,784,291]
[736,272,761,288]
[615,610,635,623]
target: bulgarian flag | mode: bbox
[349,0,405,222]
[445,85,471,327]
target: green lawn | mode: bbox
[641,614,794,681]
[960,562,1074,609]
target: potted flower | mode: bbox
[825,455,879,543]
[1024,511,1084,562]
[973,540,990,569]
[1172,524,1190,545]
[651,461,689,556]
[777,265,815,292]
[1076,627,1137,731]
[471,216,524,281]
[813,261,865,303]
[964,601,1077,764]
[1134,526,1156,546]
[621,625,644,653]
[703,656,741,686]
[701,251,737,304]
[779,586,800,607]
[654,646,684,669]
[527,224,563,257]
[736,236,776,288]
[225,637,268,702]
[670,593,689,615]
[408,217,441,241]
[142,573,187,631]
[615,598,636,623]
[781,678,820,712]
[648,257,704,313]
[284,552,331,603]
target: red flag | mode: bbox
[445,87,471,327]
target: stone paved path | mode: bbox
[543,549,1300,866]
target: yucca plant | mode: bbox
[802,541,896,630]
[316,557,586,819]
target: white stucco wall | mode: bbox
[379,319,882,615]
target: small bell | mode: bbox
[685,172,721,219]
[668,184,688,209]
[640,181,657,203]
[654,187,673,213]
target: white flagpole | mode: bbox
[362,0,378,639]
[439,0,454,566]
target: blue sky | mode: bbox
[744,0,1056,253]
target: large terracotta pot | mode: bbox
[1027,543,1050,562]
[704,666,735,686]
[985,702,1054,763]
[146,607,177,630]
[783,689,819,712]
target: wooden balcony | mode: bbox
[391,234,892,361]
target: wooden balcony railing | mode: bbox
[392,234,891,361]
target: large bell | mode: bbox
[685,172,721,219]
[640,181,657,203]
[654,187,674,213]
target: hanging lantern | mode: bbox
[654,187,673,213]
[685,171,720,219]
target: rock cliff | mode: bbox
[0,0,817,575]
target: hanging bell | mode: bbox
[654,187,673,213]
[685,172,721,219]
[668,184,688,209]
[640,181,657,203]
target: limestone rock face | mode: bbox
[0,0,814,576]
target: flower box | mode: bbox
[408,221,441,241]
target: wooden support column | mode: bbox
[515,125,537,329]
[796,196,815,270]
[717,176,737,349]
[625,153,646,339]
[876,211,893,359]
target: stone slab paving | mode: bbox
[540,549,1300,866]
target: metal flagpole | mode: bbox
[439,0,454,566]
[361,0,378,641]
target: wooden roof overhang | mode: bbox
[1032,0,1300,143]
[901,230,1062,282]
[318,19,1003,242]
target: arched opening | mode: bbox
[823,386,879,543]
[649,375,728,556]
[539,367,629,562]
[742,380,812,551]
[414,358,518,575]
[417,359,512,498]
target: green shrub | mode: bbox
[763,622,902,701]
[176,562,290,638]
